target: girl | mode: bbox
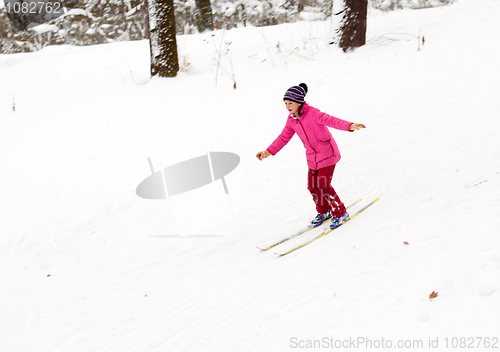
[256,83,365,230]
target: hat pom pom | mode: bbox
[299,83,308,94]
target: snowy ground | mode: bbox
[1,0,500,351]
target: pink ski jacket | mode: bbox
[267,104,353,170]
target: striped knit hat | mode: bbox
[283,83,308,104]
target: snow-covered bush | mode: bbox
[371,0,453,11]
[209,0,331,29]
[0,4,36,53]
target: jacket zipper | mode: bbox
[296,116,318,169]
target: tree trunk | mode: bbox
[329,0,346,45]
[148,0,179,77]
[298,0,306,13]
[339,0,367,52]
[194,0,213,32]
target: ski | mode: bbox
[274,198,379,256]
[257,199,361,251]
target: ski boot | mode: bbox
[329,211,350,230]
[310,210,332,228]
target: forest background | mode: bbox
[0,0,452,54]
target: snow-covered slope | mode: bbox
[1,0,499,351]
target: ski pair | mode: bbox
[275,198,379,256]
[257,199,362,251]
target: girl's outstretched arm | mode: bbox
[256,150,271,160]
[349,123,366,131]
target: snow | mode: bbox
[63,8,91,17]
[1,0,500,351]
[299,11,327,21]
[27,23,60,34]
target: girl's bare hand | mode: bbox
[256,150,271,160]
[350,123,366,131]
